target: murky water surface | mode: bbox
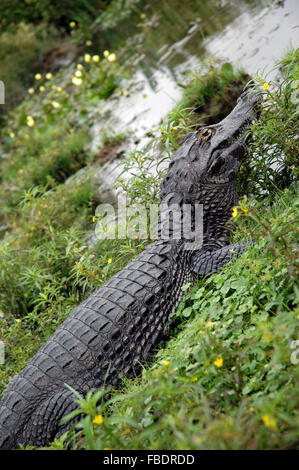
[89,0,298,199]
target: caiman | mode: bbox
[0,90,260,449]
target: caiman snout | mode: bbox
[204,88,262,183]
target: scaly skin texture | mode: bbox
[0,90,260,449]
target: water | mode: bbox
[88,0,298,203]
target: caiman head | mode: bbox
[159,90,261,245]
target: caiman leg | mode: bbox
[190,242,250,277]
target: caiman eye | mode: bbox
[198,128,212,142]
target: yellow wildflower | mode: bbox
[108,53,116,62]
[107,258,112,264]
[15,319,21,323]
[26,116,35,127]
[262,414,277,429]
[39,86,45,92]
[69,21,76,28]
[84,54,91,63]
[262,82,269,91]
[206,321,213,328]
[77,64,84,70]
[103,50,110,58]
[9,132,15,138]
[162,360,170,366]
[72,77,82,86]
[214,357,223,367]
[86,40,92,46]
[35,73,42,80]
[75,70,82,78]
[57,87,63,92]
[28,88,35,94]
[232,207,238,218]
[24,292,29,297]
[92,216,96,223]
[93,414,103,425]
[140,13,146,19]
[92,55,100,63]
[51,101,60,109]
[19,169,24,174]
[45,73,53,80]
[263,333,272,342]
[140,158,145,163]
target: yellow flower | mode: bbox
[26,116,35,127]
[27,202,31,207]
[107,258,112,264]
[162,360,170,366]
[206,321,213,328]
[103,50,110,58]
[77,64,84,70]
[92,216,96,223]
[263,333,272,342]
[108,53,116,62]
[28,88,35,94]
[84,54,91,63]
[45,73,53,80]
[35,73,42,80]
[92,55,100,63]
[93,414,103,425]
[57,87,63,92]
[39,86,45,92]
[19,168,24,174]
[69,21,76,28]
[232,207,238,218]
[72,77,82,86]
[9,132,15,138]
[140,158,145,163]
[6,242,10,246]
[51,101,60,109]
[214,357,223,367]
[86,40,92,46]
[140,13,146,19]
[262,82,269,90]
[262,414,277,429]
[75,70,82,78]
[15,318,21,323]
[98,108,105,115]
[24,292,29,297]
